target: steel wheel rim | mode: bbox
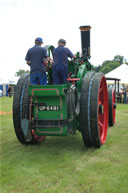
[98,76,108,144]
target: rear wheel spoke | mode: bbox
[98,120,103,129]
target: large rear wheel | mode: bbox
[80,72,109,147]
[13,74,46,145]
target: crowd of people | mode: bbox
[117,88,128,104]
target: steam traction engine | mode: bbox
[13,26,116,148]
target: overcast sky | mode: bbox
[0,0,128,79]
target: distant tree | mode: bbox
[100,66,112,74]
[108,61,120,69]
[95,65,102,72]
[91,65,102,72]
[91,55,127,74]
[102,60,111,67]
[15,69,30,77]
[100,61,120,74]
[113,55,124,64]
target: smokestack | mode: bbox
[79,26,91,59]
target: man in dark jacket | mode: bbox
[52,39,75,84]
[25,37,48,85]
[8,86,11,97]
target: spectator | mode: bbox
[117,92,122,103]
[8,86,11,97]
[0,89,3,97]
[123,88,127,104]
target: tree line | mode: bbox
[91,55,128,74]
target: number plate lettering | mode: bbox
[38,105,60,111]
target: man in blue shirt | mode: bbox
[25,37,48,85]
[52,39,75,84]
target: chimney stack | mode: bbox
[79,26,91,59]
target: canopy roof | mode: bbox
[105,64,128,84]
[0,76,19,85]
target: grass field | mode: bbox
[0,97,128,193]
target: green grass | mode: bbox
[0,97,128,193]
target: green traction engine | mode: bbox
[13,26,116,148]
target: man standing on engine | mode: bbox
[52,39,75,84]
[25,37,48,85]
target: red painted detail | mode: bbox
[112,89,116,124]
[98,76,108,144]
[48,57,53,65]
[67,78,80,85]
[44,57,53,71]
[67,72,80,84]
[62,88,65,95]
[32,129,46,142]
[68,72,72,78]
[36,127,63,134]
[80,61,84,64]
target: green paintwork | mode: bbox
[29,84,69,136]
[76,63,87,91]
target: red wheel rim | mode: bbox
[112,89,116,124]
[98,76,108,144]
[32,129,46,142]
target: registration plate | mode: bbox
[38,105,60,111]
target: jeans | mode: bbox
[30,71,47,85]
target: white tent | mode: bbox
[0,76,19,96]
[0,76,19,85]
[105,64,128,84]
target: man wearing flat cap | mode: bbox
[52,39,75,84]
[25,37,48,85]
